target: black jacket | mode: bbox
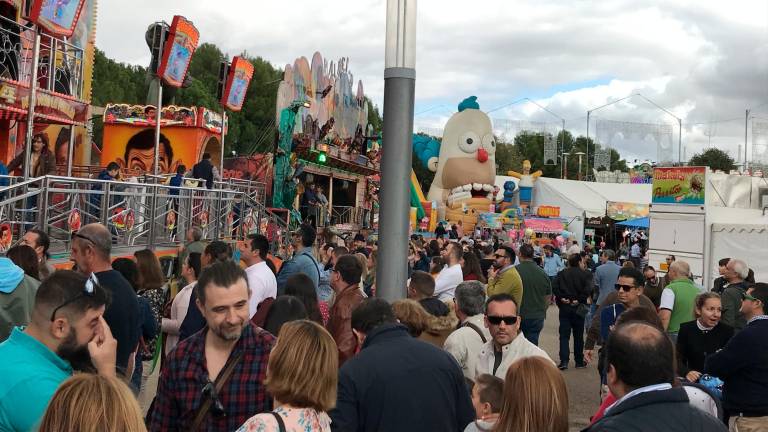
[676,321,733,376]
[191,159,214,188]
[704,318,768,416]
[552,267,592,303]
[584,387,726,432]
[330,323,474,432]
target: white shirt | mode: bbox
[660,287,675,310]
[162,281,196,354]
[567,244,581,255]
[475,334,554,379]
[607,383,673,414]
[434,263,463,301]
[246,261,277,318]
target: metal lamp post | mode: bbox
[376,0,417,302]
[574,151,586,180]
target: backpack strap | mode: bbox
[463,321,487,343]
[270,411,287,432]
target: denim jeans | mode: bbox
[558,304,585,365]
[521,318,545,346]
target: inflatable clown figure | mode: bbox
[507,160,542,210]
[414,96,497,230]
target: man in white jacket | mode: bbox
[475,293,554,379]
[444,281,491,380]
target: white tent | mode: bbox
[707,206,768,286]
[494,176,652,243]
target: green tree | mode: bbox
[495,140,525,175]
[689,148,736,172]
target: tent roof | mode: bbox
[708,206,768,233]
[616,217,649,228]
[533,177,651,218]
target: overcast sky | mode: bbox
[96,0,768,164]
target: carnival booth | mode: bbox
[648,168,768,289]
[503,176,652,247]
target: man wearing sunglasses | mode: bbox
[475,294,553,379]
[705,283,768,431]
[486,245,523,306]
[70,223,140,375]
[0,271,116,432]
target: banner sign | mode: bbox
[29,0,87,36]
[221,56,254,111]
[0,79,88,125]
[652,166,706,205]
[536,205,560,218]
[606,201,649,221]
[157,16,199,88]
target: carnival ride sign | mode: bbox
[157,16,199,88]
[652,167,706,205]
[29,0,86,37]
[221,56,254,112]
[536,206,560,218]
[606,201,649,221]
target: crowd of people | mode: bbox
[0,219,766,432]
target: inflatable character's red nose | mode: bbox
[477,148,488,163]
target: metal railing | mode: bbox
[0,15,85,99]
[0,174,287,256]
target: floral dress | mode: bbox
[237,406,331,432]
[139,286,167,360]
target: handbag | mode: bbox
[575,303,590,319]
[189,351,244,431]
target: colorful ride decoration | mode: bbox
[221,56,254,112]
[157,16,199,88]
[498,180,518,212]
[101,105,225,175]
[412,97,497,231]
[507,160,542,209]
[29,0,87,37]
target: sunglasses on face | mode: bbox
[202,381,226,417]
[50,273,98,321]
[744,294,761,303]
[494,254,508,259]
[486,315,518,325]
[615,283,636,292]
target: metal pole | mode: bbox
[23,32,41,179]
[220,108,226,178]
[153,82,163,176]
[66,124,75,177]
[560,119,565,179]
[745,109,750,171]
[376,68,415,301]
[585,112,590,182]
[678,118,682,164]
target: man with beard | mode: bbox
[70,223,139,375]
[486,245,523,305]
[0,271,117,432]
[149,260,276,431]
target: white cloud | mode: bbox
[95,0,768,162]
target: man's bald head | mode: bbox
[75,223,111,261]
[606,322,675,392]
[669,261,690,281]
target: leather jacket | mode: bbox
[328,284,365,366]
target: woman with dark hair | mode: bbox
[112,257,157,394]
[7,133,56,177]
[6,245,40,280]
[284,273,327,325]
[263,296,308,337]
[134,250,167,360]
[461,251,487,283]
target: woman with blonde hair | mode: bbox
[392,299,431,337]
[39,373,147,432]
[494,356,569,432]
[237,320,338,431]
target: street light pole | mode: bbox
[376,0,417,302]
[745,109,750,171]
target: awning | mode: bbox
[615,217,649,229]
[524,217,564,233]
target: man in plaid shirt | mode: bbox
[148,261,275,431]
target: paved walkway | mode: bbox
[539,304,601,431]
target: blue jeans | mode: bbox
[558,305,585,365]
[521,318,545,346]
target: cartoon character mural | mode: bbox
[414,96,497,230]
[507,160,542,209]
